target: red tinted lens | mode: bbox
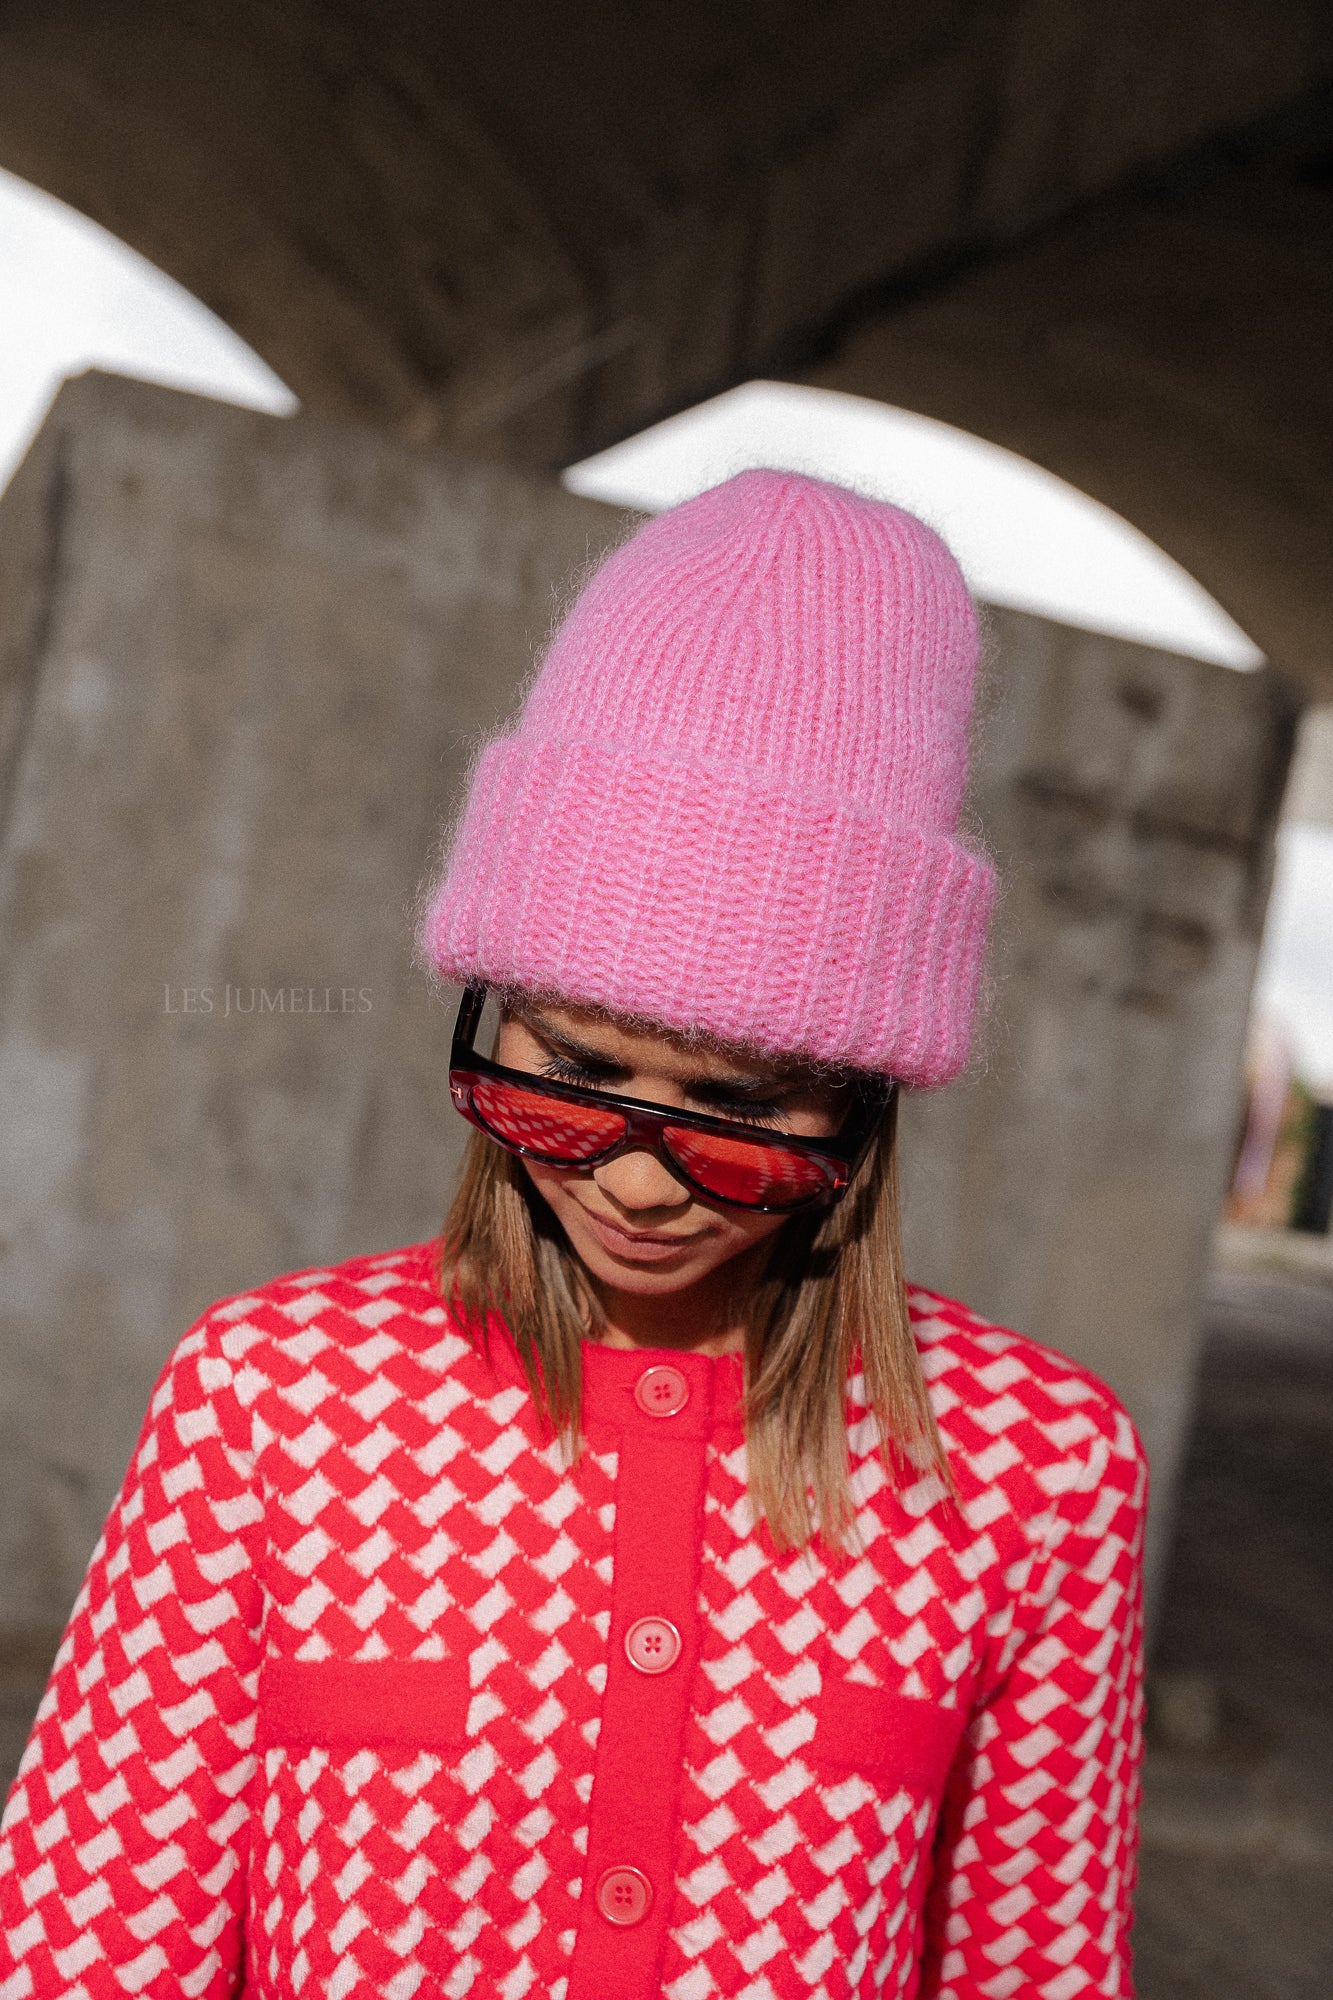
[471,1077,626,1163]
[662,1126,834,1208]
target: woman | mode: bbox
[0,470,1145,2000]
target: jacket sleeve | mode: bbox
[0,1317,264,2000]
[918,1399,1148,2000]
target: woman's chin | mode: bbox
[572,1233,716,1295]
[552,1214,724,1296]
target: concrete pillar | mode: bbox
[0,376,1297,1776]
[0,372,624,1693]
[900,608,1299,1619]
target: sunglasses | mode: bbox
[449,985,895,1214]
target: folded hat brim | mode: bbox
[422,736,995,1087]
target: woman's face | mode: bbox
[494,999,851,1305]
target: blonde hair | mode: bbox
[436,1092,950,1551]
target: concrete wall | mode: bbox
[899,607,1298,1609]
[1283,703,1333,826]
[0,374,1297,1773]
[0,374,626,1711]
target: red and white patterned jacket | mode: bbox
[0,1240,1145,2000]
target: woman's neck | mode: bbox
[589,1254,762,1357]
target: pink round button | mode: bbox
[625,1616,682,1675]
[633,1364,689,1417]
[595,1865,653,1927]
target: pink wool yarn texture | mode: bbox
[419,467,996,1085]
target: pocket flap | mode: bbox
[812,1678,968,1795]
[257,1657,470,1753]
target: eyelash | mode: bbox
[537,1055,786,1128]
[708,1101,786,1130]
[538,1055,614,1089]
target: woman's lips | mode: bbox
[577,1207,706,1263]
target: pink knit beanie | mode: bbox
[419,468,995,1085]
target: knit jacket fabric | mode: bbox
[0,1242,1145,2000]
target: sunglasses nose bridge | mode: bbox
[586,1118,702,1211]
[607,1104,694,1186]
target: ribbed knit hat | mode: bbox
[419,468,995,1085]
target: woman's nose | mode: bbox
[593,1145,692,1212]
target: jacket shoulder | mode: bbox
[905,1284,1147,1517]
[176,1239,468,1378]
[909,1284,1136,1434]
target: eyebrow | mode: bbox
[521,1008,794,1098]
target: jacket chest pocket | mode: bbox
[810,1676,969,1799]
[256,1656,471,1754]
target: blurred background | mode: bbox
[0,7,1330,1993]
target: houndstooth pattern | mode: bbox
[0,1244,1145,2000]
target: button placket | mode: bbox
[566,1384,710,2000]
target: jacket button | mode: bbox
[633,1364,689,1416]
[595,1864,653,1927]
[625,1616,682,1674]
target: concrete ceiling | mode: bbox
[812,116,1333,695]
[1,1,1331,689]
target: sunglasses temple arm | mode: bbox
[452,984,488,1063]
